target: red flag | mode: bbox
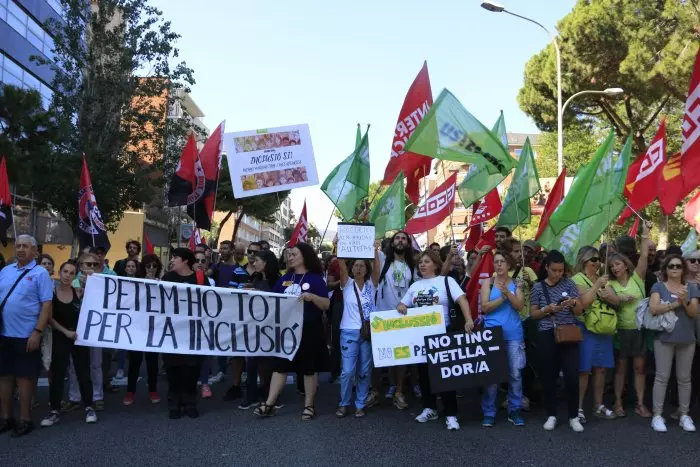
[199,121,224,180]
[405,173,457,234]
[187,228,202,251]
[658,152,690,215]
[681,47,700,192]
[470,188,501,225]
[463,223,483,252]
[0,157,13,246]
[382,62,433,204]
[475,226,497,251]
[628,217,640,238]
[685,191,700,233]
[464,250,494,321]
[535,168,567,241]
[78,156,110,250]
[619,120,666,223]
[289,201,308,247]
[167,133,203,206]
[143,233,155,254]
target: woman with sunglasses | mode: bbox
[123,255,163,406]
[649,255,699,432]
[571,246,614,423]
[599,222,651,418]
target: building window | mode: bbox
[46,0,64,16]
[1,1,56,60]
[0,52,53,108]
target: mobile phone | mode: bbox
[512,266,521,280]
[557,297,568,305]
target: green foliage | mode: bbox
[334,179,416,221]
[535,127,604,177]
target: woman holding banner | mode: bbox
[397,250,473,431]
[254,243,330,421]
[479,250,525,428]
[334,247,380,418]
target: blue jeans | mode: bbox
[482,339,525,417]
[339,329,372,409]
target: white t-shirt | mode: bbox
[400,275,465,322]
[340,279,376,330]
[376,252,413,312]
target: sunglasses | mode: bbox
[81,262,98,267]
[667,263,683,270]
[195,259,207,264]
[145,263,158,269]
[588,257,600,263]
[687,258,699,264]
[247,250,257,255]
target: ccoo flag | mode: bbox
[404,173,457,234]
[681,46,700,192]
[404,89,516,175]
[497,137,541,229]
[78,156,111,251]
[321,126,370,221]
[370,172,405,239]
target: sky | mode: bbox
[149,0,576,232]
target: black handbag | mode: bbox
[445,276,465,332]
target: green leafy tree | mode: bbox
[333,180,416,221]
[535,127,603,177]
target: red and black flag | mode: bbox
[78,156,111,250]
[0,157,13,247]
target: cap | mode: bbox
[523,240,540,252]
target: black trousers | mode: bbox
[417,363,458,417]
[166,362,201,411]
[127,351,159,393]
[537,330,579,419]
[50,331,92,411]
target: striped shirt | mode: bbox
[530,278,581,332]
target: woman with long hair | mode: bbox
[599,222,651,418]
[254,243,330,420]
[649,255,699,432]
[530,250,585,432]
[398,250,473,431]
[123,255,163,406]
[479,250,525,427]
[571,246,614,423]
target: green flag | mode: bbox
[497,137,541,229]
[681,229,698,255]
[539,136,632,264]
[404,89,516,174]
[546,131,616,235]
[457,111,510,207]
[370,173,405,239]
[321,128,370,221]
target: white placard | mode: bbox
[76,274,304,359]
[336,223,375,259]
[223,123,319,198]
[370,305,446,367]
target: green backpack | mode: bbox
[580,275,618,335]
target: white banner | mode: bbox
[369,305,446,367]
[76,275,304,360]
[223,123,319,199]
[336,223,375,259]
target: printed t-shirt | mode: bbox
[400,275,464,322]
[340,279,376,330]
[376,252,413,312]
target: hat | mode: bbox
[615,235,637,257]
[523,240,540,252]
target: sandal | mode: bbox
[302,405,315,421]
[635,404,652,418]
[253,403,275,418]
[335,406,348,418]
[613,405,626,418]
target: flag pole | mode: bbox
[422,166,429,239]
[87,210,96,247]
[622,198,647,222]
[10,192,16,240]
[439,163,456,244]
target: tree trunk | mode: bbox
[215,210,234,246]
[231,209,245,242]
[658,214,669,250]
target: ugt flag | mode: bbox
[470,188,501,226]
[681,46,700,192]
[78,156,111,251]
[404,173,457,234]
[0,157,13,247]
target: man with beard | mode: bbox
[375,231,416,410]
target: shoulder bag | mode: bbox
[445,276,466,332]
[354,282,372,341]
[540,280,582,344]
[578,274,617,335]
[0,267,34,334]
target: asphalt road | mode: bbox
[2,371,700,466]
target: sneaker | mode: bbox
[85,408,98,424]
[61,401,81,413]
[415,408,438,423]
[543,416,557,431]
[185,407,200,419]
[594,405,616,420]
[393,393,408,410]
[521,396,531,412]
[385,385,397,399]
[238,399,260,410]
[569,417,584,433]
[201,385,212,399]
[149,392,161,404]
[651,415,667,432]
[446,416,460,431]
[482,416,495,427]
[679,415,696,432]
[223,385,242,401]
[123,392,135,406]
[413,385,422,399]
[11,420,34,438]
[577,409,587,424]
[40,412,60,427]
[208,371,224,384]
[365,391,380,409]
[508,410,525,427]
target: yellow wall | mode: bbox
[104,211,145,268]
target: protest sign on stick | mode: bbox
[76,274,304,360]
[336,223,375,259]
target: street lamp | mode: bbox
[562,88,624,115]
[481,1,563,174]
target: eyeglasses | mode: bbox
[81,262,98,267]
[195,259,207,264]
[667,263,683,270]
[588,257,600,263]
[145,263,158,269]
[688,258,699,264]
[247,250,257,255]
